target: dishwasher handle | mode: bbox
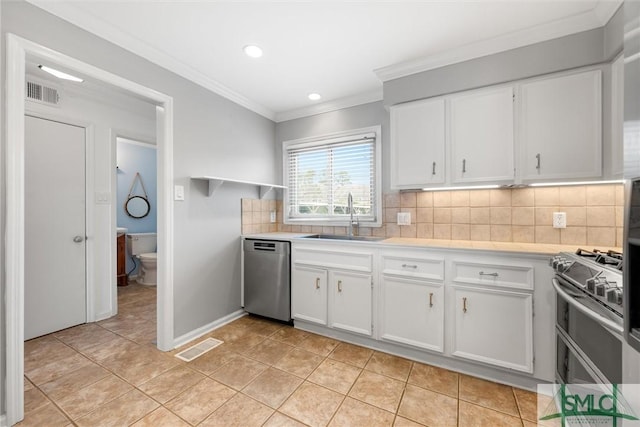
[244,239,290,254]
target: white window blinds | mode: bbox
[285,133,377,221]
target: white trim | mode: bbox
[0,415,7,427]
[172,310,247,349]
[374,2,621,82]
[5,33,175,425]
[25,0,275,121]
[117,136,157,148]
[274,89,383,123]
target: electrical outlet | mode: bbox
[553,212,567,229]
[397,212,411,226]
[95,191,110,204]
[270,211,276,223]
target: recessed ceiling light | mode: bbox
[308,93,322,101]
[243,45,263,58]
[38,65,84,82]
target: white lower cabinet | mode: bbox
[380,275,444,352]
[451,285,533,373]
[329,270,372,336]
[291,265,328,325]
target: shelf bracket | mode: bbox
[207,179,225,197]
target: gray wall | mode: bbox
[275,101,390,190]
[384,6,624,107]
[1,3,277,409]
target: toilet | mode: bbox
[126,232,157,286]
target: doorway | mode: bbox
[5,34,175,425]
[24,115,88,340]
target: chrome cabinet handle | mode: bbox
[462,159,466,173]
[536,153,541,170]
[432,161,436,175]
[315,278,320,289]
[463,297,468,313]
[337,280,342,293]
[479,271,499,277]
[73,235,85,243]
[429,292,434,308]
[402,264,417,269]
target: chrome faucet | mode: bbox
[347,192,359,237]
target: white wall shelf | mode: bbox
[191,176,286,199]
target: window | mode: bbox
[283,126,381,225]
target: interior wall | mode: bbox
[275,101,389,190]
[2,0,277,376]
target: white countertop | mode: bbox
[242,232,621,256]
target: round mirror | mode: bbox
[125,196,150,219]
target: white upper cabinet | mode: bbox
[390,98,446,189]
[519,70,602,181]
[611,56,624,178]
[449,86,515,183]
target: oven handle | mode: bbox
[552,278,623,336]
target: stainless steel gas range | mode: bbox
[550,249,624,385]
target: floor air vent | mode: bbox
[26,81,60,105]
[174,337,224,362]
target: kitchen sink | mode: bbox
[302,234,386,242]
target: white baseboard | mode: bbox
[172,309,246,349]
[1,414,7,427]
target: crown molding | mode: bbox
[26,0,276,121]
[374,0,622,82]
[274,88,383,123]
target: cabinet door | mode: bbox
[329,270,372,336]
[451,286,533,373]
[520,70,602,180]
[292,265,327,325]
[450,86,515,183]
[611,56,624,178]
[390,98,446,188]
[380,276,443,353]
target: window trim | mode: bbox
[282,125,382,227]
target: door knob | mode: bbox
[73,235,85,243]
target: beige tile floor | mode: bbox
[20,283,545,427]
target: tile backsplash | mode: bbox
[242,184,624,247]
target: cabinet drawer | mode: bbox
[293,246,373,272]
[452,261,533,290]
[382,255,444,281]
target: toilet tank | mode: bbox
[127,232,157,255]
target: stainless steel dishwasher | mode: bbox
[243,239,291,322]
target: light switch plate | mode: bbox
[174,185,185,201]
[553,212,567,229]
[95,191,110,204]
[397,212,411,226]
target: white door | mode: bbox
[380,276,444,353]
[390,98,446,188]
[291,265,328,325]
[449,86,515,183]
[451,285,533,373]
[25,115,87,340]
[329,270,372,336]
[519,70,602,181]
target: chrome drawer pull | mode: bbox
[432,162,436,175]
[429,292,434,308]
[479,271,499,277]
[463,297,468,313]
[462,159,467,173]
[536,153,541,170]
[315,278,320,289]
[337,280,342,293]
[402,264,418,269]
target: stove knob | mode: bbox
[606,288,623,305]
[586,277,596,292]
[596,281,609,297]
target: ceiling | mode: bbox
[29,0,621,122]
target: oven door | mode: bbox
[554,277,622,384]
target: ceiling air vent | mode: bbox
[26,80,60,105]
